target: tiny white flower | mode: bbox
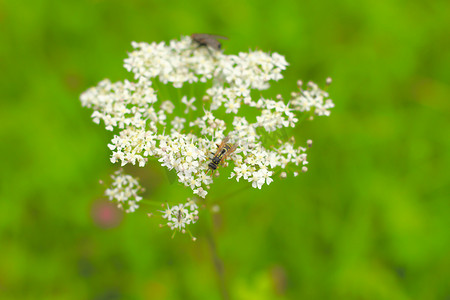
[193,187,207,198]
[161,100,175,113]
[181,96,197,114]
[171,116,186,131]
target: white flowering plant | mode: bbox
[81,35,333,239]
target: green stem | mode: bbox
[209,184,251,204]
[152,79,165,101]
[296,110,312,126]
[202,200,230,300]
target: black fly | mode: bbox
[191,33,228,51]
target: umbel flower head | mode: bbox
[160,199,199,231]
[81,35,334,206]
[105,169,143,213]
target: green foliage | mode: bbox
[1,0,449,299]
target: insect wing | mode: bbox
[211,137,229,162]
[191,33,228,41]
[220,143,237,164]
[191,33,228,51]
[221,136,230,144]
[206,38,221,50]
[206,34,228,40]
[214,136,229,153]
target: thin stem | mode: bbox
[210,184,251,204]
[152,79,166,101]
[296,110,313,125]
[203,209,230,300]
[189,80,194,100]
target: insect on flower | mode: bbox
[207,136,237,174]
[191,33,228,51]
[176,208,183,223]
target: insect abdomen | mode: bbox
[212,156,222,164]
[208,162,218,170]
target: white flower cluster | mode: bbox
[81,35,334,200]
[160,199,199,233]
[105,169,143,213]
[290,81,335,116]
[229,140,308,189]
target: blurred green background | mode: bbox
[1,0,449,299]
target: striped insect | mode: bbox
[207,136,237,174]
